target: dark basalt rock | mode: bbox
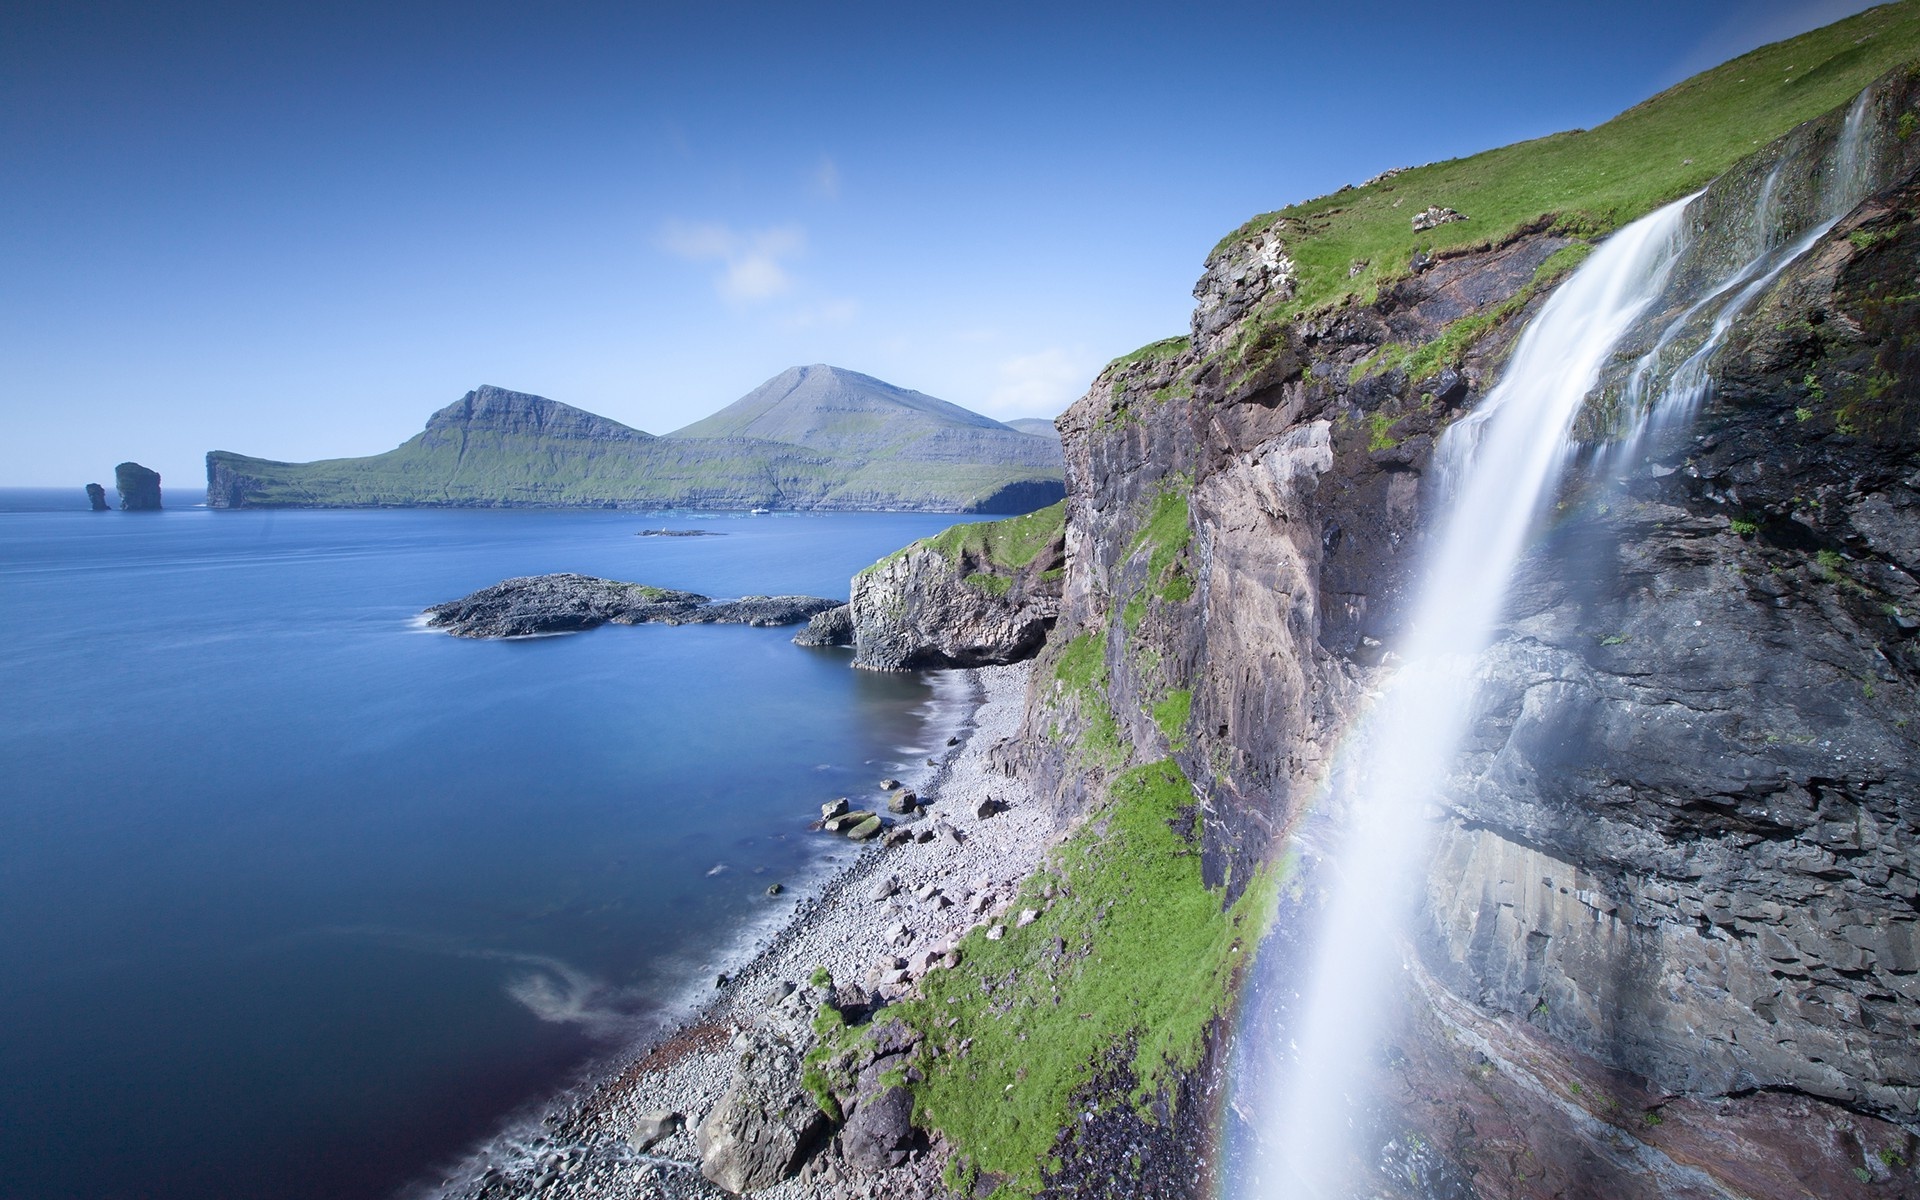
[114,462,161,510]
[791,603,853,647]
[423,573,839,638]
[85,483,108,511]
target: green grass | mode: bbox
[1054,629,1108,692]
[884,759,1278,1197]
[862,500,1067,578]
[923,501,1067,569]
[1053,630,1127,768]
[1103,335,1193,377]
[1212,3,1920,321]
[1152,689,1192,750]
[966,572,1014,597]
[1349,242,1595,386]
[1128,479,1194,594]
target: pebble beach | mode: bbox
[435,661,1056,1200]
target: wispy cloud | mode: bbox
[987,347,1093,417]
[658,221,807,302]
[811,156,841,200]
[782,297,860,329]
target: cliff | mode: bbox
[848,501,1065,669]
[831,12,1920,1199]
[206,374,1064,514]
[113,462,161,510]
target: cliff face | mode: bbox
[1001,67,1920,1199]
[113,462,161,510]
[849,502,1065,669]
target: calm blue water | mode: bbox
[0,491,980,1200]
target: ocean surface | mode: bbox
[0,490,984,1200]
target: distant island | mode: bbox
[205,365,1064,513]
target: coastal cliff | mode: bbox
[827,25,1920,1200]
[848,502,1065,670]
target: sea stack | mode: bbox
[85,483,109,511]
[114,462,162,510]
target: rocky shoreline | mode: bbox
[429,662,1054,1200]
[424,574,841,639]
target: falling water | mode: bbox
[1236,87,1885,1200]
[1605,90,1878,465]
[1248,194,1695,1200]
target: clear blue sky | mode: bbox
[0,0,1880,487]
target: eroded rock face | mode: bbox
[114,462,161,510]
[849,528,1063,671]
[85,483,108,511]
[423,573,839,638]
[1192,224,1296,346]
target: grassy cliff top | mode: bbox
[921,500,1066,569]
[856,500,1066,580]
[1215,1,1920,321]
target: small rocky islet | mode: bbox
[423,573,841,639]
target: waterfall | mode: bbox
[1240,195,1694,1200]
[1606,90,1877,466]
[1230,86,1885,1200]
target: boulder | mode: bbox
[113,462,161,510]
[846,815,883,841]
[1410,204,1466,232]
[840,1085,917,1171]
[628,1110,683,1153]
[821,797,849,820]
[886,790,917,814]
[84,483,108,511]
[697,1046,828,1193]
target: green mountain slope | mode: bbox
[206,378,1065,513]
[1208,0,1920,325]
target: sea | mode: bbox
[0,488,985,1200]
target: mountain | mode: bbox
[1004,418,1059,437]
[205,372,1065,513]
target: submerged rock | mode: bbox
[422,573,838,638]
[84,483,108,511]
[113,462,161,510]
